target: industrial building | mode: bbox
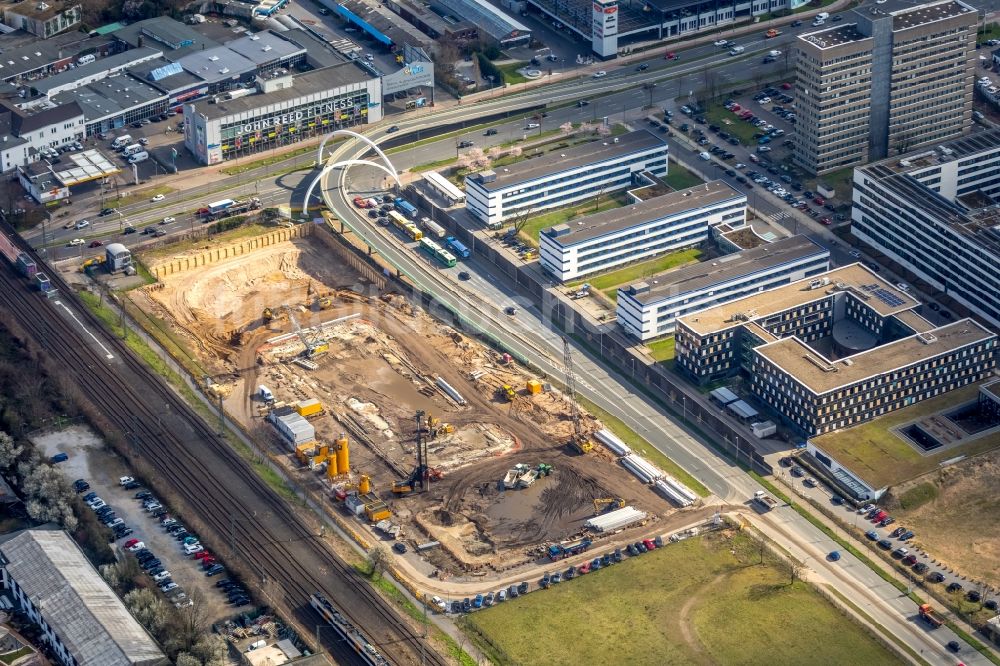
[1,0,81,38]
[0,529,166,666]
[675,264,997,436]
[852,130,1000,328]
[433,0,530,46]
[17,149,120,203]
[465,130,669,227]
[539,180,746,282]
[184,64,382,165]
[617,235,830,340]
[0,100,85,172]
[794,0,976,174]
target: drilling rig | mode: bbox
[563,338,593,454]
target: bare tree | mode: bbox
[367,544,391,579]
[596,124,612,138]
[174,654,201,666]
[0,432,23,471]
[559,122,574,134]
[124,588,171,637]
[508,146,522,163]
[487,146,504,161]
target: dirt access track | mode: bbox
[129,225,693,578]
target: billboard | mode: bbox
[381,61,434,96]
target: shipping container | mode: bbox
[296,399,323,418]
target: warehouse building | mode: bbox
[1,0,81,39]
[433,0,529,46]
[0,100,85,171]
[465,130,668,227]
[539,180,746,282]
[50,72,168,136]
[617,235,829,340]
[674,264,997,436]
[852,130,1000,328]
[110,17,220,60]
[184,64,382,165]
[30,47,163,97]
[0,529,166,666]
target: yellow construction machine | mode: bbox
[563,338,593,454]
[593,497,625,515]
[497,384,516,402]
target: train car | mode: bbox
[309,593,389,666]
[421,217,447,239]
[394,197,419,219]
[445,236,470,259]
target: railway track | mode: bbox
[0,234,444,666]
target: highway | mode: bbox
[316,102,991,665]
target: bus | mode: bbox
[394,197,419,219]
[387,210,410,231]
[445,236,470,259]
[420,217,447,239]
[419,238,457,267]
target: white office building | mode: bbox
[616,235,830,340]
[0,529,166,666]
[464,130,668,228]
[852,130,1000,327]
[538,180,745,282]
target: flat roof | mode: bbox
[130,58,203,91]
[32,47,163,95]
[52,149,122,186]
[112,17,220,60]
[622,235,826,305]
[798,23,870,49]
[982,378,1000,402]
[225,31,305,66]
[679,264,915,335]
[0,30,91,78]
[51,73,166,122]
[282,28,348,69]
[0,530,165,666]
[892,308,935,334]
[433,0,529,40]
[6,0,76,20]
[470,130,667,192]
[757,319,994,394]
[177,45,257,85]
[197,64,372,121]
[889,0,976,30]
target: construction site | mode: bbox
[128,224,697,576]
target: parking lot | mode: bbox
[30,426,247,622]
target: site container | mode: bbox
[296,399,323,418]
[526,380,542,394]
[270,411,315,447]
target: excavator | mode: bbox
[564,338,593,454]
[593,497,625,515]
[286,308,329,358]
[496,384,516,402]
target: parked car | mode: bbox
[912,563,929,575]
[927,572,946,583]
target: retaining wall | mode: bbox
[149,224,312,279]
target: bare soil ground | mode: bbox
[131,232,688,577]
[885,447,1000,588]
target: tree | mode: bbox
[124,588,170,637]
[191,634,227,666]
[596,124,612,138]
[367,544,390,579]
[174,654,201,666]
[0,432,23,471]
[487,146,503,161]
[508,146,522,163]
[19,462,77,529]
[559,122,574,134]
[166,590,210,655]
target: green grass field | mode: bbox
[498,62,530,85]
[464,532,900,666]
[647,336,675,362]
[664,161,705,190]
[704,103,759,143]
[811,383,1000,488]
[578,248,702,292]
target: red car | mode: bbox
[124,538,139,548]
[819,217,832,225]
[194,550,212,560]
[813,196,826,205]
[578,562,591,575]
[873,510,888,522]
[643,539,656,551]
[665,51,677,60]
[88,240,103,248]
[781,82,793,90]
[731,104,742,112]
[352,196,366,208]
[201,558,217,569]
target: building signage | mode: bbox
[382,60,434,96]
[236,100,356,133]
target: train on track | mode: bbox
[310,592,390,666]
[0,232,52,295]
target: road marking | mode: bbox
[53,300,115,360]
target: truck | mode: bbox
[728,45,745,55]
[394,197,419,219]
[503,464,528,489]
[918,604,944,628]
[198,197,261,221]
[548,537,592,561]
[765,28,781,38]
[751,490,778,511]
[445,236,470,259]
[816,11,829,20]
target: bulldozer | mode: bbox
[496,385,516,402]
[593,497,625,515]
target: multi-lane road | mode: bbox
[315,91,993,664]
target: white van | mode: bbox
[111,135,132,149]
[128,151,149,163]
[699,151,711,160]
[816,11,829,20]
[122,143,142,156]
[258,385,274,402]
[77,53,95,66]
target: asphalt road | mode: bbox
[316,103,995,665]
